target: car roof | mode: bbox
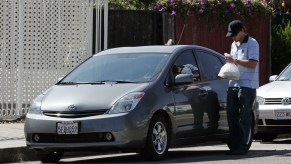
[95,45,217,56]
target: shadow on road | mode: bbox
[59,140,291,163]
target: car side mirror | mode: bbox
[269,75,277,82]
[175,74,194,85]
[57,77,63,83]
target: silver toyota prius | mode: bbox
[24,45,259,162]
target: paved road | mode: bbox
[22,139,291,164]
[2,124,290,163]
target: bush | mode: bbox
[271,17,291,74]
[109,0,157,10]
[154,0,272,26]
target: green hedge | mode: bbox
[271,15,291,75]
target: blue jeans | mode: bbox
[227,87,256,150]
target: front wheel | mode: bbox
[141,115,169,161]
[35,150,64,163]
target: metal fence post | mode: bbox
[17,0,25,118]
[95,0,100,52]
[103,1,108,50]
[95,0,108,52]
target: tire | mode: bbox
[36,150,64,163]
[227,117,254,151]
[141,115,169,161]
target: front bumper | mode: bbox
[24,112,149,151]
[257,105,291,134]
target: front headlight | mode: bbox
[108,92,145,114]
[256,96,265,105]
[28,94,44,114]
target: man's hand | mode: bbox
[224,53,235,63]
[224,53,258,68]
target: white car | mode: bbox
[256,63,291,142]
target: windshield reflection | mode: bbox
[60,53,170,84]
[277,64,291,81]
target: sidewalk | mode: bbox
[0,123,37,162]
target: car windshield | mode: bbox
[277,64,291,81]
[60,53,170,83]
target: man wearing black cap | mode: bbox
[225,20,259,155]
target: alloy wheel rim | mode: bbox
[152,121,167,154]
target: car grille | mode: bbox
[28,132,114,143]
[42,110,108,118]
[264,98,290,105]
[258,119,291,126]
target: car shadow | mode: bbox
[59,146,291,163]
[255,137,291,144]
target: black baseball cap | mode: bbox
[226,20,244,37]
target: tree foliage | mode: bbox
[271,18,291,74]
[109,0,158,10]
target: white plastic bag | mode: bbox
[218,63,240,80]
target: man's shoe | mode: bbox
[225,149,248,155]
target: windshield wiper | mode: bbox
[58,82,78,85]
[116,80,138,83]
[279,79,291,81]
[58,81,105,85]
[58,80,139,85]
[95,80,138,84]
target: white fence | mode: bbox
[0,0,108,119]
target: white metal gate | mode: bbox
[0,0,108,119]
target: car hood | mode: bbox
[41,83,149,112]
[257,81,291,98]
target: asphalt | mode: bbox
[1,123,291,163]
[0,123,39,163]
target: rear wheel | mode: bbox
[141,115,169,161]
[35,150,64,163]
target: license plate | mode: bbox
[57,121,79,135]
[273,110,291,120]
